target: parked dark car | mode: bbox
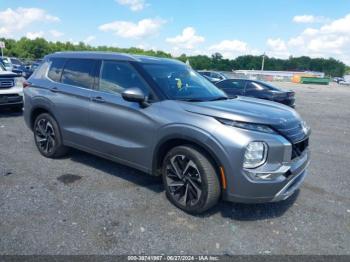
[9,57,34,79]
[215,79,296,107]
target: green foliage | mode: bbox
[345,66,350,75]
[0,37,347,76]
[0,37,172,60]
[185,54,347,77]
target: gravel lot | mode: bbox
[0,83,349,255]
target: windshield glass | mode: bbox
[0,62,5,71]
[0,59,11,67]
[141,63,227,101]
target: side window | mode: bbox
[217,80,244,90]
[246,82,262,91]
[48,58,66,82]
[99,61,148,95]
[61,59,95,89]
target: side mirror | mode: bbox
[121,87,150,107]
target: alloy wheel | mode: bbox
[165,154,202,207]
[35,118,56,154]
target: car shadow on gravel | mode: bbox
[65,148,298,220]
[206,190,299,221]
[68,149,163,193]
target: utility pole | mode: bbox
[261,52,266,71]
[0,41,5,58]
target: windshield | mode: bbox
[0,58,11,67]
[141,63,227,101]
[0,62,5,71]
[11,58,22,65]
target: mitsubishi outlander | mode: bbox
[24,52,310,214]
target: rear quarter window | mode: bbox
[48,58,66,82]
[61,59,95,89]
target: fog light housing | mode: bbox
[243,142,268,169]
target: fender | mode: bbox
[151,123,228,176]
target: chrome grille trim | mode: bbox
[0,78,15,88]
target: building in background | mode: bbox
[226,70,325,82]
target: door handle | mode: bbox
[50,87,60,93]
[91,96,106,103]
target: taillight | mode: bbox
[23,81,31,88]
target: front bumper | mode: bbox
[217,129,310,204]
[0,94,23,106]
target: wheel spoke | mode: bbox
[38,138,47,143]
[179,183,189,206]
[188,177,202,196]
[182,159,196,176]
[170,156,183,179]
[44,139,49,152]
[169,181,185,187]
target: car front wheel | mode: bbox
[162,145,221,214]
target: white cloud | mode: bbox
[49,30,64,38]
[84,35,96,44]
[302,28,319,36]
[266,38,289,58]
[293,15,329,24]
[267,13,350,63]
[99,18,165,38]
[116,0,147,11]
[26,31,44,40]
[166,27,205,49]
[0,7,59,36]
[208,40,257,59]
[267,38,287,51]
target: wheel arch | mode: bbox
[152,132,225,186]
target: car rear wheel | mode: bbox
[33,113,68,158]
[162,145,221,214]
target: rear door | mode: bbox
[215,79,246,97]
[47,58,97,147]
[88,60,159,170]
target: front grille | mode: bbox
[0,78,15,88]
[292,138,309,159]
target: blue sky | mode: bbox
[1,0,350,63]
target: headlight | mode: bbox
[14,77,25,88]
[243,142,268,169]
[217,118,275,134]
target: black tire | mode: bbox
[33,113,68,158]
[162,145,221,214]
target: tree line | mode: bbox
[0,37,347,77]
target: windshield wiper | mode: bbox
[178,98,205,102]
[208,96,230,101]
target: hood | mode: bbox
[0,71,17,78]
[178,96,302,127]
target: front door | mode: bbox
[88,60,159,171]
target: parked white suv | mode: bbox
[0,62,24,111]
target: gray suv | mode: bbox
[24,52,310,214]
